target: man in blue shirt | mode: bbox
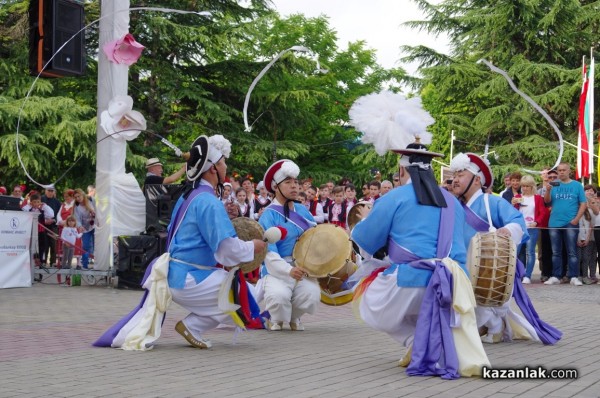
[543,162,587,286]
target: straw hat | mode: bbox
[145,158,162,168]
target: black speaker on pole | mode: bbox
[29,0,86,77]
[116,235,159,289]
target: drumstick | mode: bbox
[263,226,287,243]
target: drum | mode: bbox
[231,217,267,273]
[293,224,356,304]
[318,261,358,306]
[467,231,516,307]
[347,201,372,231]
[293,224,353,278]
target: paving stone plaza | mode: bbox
[1,271,599,398]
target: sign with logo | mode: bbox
[0,211,35,288]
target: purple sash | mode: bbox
[462,202,562,345]
[463,203,491,233]
[267,204,312,232]
[93,184,214,347]
[387,189,460,379]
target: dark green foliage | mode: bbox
[403,0,598,189]
[0,0,406,191]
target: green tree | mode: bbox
[0,0,97,190]
[1,0,407,192]
[402,0,599,188]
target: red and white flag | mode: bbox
[577,53,594,180]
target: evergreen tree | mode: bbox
[0,0,406,191]
[402,0,599,188]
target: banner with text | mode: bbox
[0,211,34,288]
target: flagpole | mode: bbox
[589,47,595,185]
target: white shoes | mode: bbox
[522,277,531,284]
[570,277,583,286]
[544,276,560,285]
[267,320,283,331]
[290,320,304,331]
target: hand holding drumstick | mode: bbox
[289,266,308,281]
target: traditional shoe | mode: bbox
[398,344,413,367]
[175,321,212,349]
[289,320,304,331]
[266,320,283,331]
[481,333,503,344]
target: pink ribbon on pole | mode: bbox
[102,33,145,66]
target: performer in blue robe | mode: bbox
[450,152,562,345]
[256,159,320,331]
[94,135,267,350]
[350,141,489,379]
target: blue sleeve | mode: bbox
[492,196,529,244]
[351,194,394,255]
[196,196,237,253]
[450,198,468,272]
[295,204,316,223]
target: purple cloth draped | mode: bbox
[93,185,214,347]
[387,190,461,380]
[268,204,312,231]
[512,259,562,344]
[462,202,562,345]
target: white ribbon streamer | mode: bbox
[15,7,210,189]
[243,46,325,132]
[218,266,241,314]
[477,59,564,172]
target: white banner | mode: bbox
[0,211,35,288]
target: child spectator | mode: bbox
[319,184,332,221]
[367,180,381,203]
[253,181,271,220]
[581,185,599,284]
[222,182,233,204]
[22,193,55,265]
[60,215,82,284]
[297,191,307,206]
[234,187,253,218]
[306,185,325,224]
[327,186,347,229]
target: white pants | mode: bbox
[170,270,245,340]
[475,299,539,342]
[359,272,426,347]
[359,266,491,376]
[261,274,320,323]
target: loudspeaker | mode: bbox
[143,184,186,233]
[117,235,159,289]
[0,195,22,211]
[29,0,86,77]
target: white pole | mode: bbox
[449,130,455,161]
[94,0,146,271]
